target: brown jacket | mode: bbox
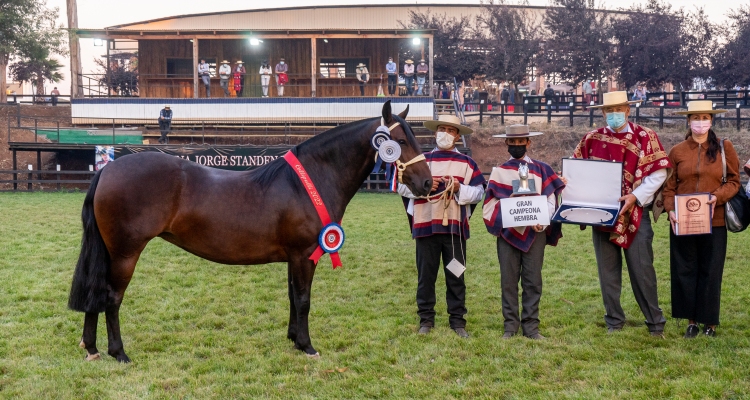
[662,136,741,227]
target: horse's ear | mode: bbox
[397,104,409,119]
[382,100,393,125]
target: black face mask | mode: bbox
[508,145,527,159]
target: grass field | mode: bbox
[1,192,749,399]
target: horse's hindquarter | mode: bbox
[95,153,301,265]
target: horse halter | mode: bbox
[379,118,426,184]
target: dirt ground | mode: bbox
[0,104,70,170]
[2,103,748,179]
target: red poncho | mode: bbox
[573,122,671,249]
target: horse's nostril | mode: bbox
[423,179,432,191]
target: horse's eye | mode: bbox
[398,139,406,145]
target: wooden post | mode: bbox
[67,0,83,98]
[311,37,317,98]
[193,38,199,98]
[12,150,17,191]
[106,39,110,97]
[428,36,433,98]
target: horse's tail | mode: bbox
[68,169,110,313]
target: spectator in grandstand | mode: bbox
[356,63,369,96]
[219,60,232,97]
[158,105,172,144]
[259,60,272,98]
[633,85,647,102]
[403,59,415,96]
[233,61,246,97]
[416,59,429,95]
[50,87,60,106]
[386,57,397,95]
[275,58,289,97]
[198,59,211,98]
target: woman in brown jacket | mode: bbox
[662,100,741,338]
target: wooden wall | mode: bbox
[138,38,403,98]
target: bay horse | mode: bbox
[68,101,432,362]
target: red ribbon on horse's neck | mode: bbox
[283,151,343,268]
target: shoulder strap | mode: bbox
[720,139,727,183]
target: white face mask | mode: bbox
[280,61,285,65]
[691,120,711,135]
[436,131,455,150]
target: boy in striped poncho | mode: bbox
[398,115,486,338]
[483,125,565,340]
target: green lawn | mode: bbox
[1,192,749,399]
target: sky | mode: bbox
[37,0,749,95]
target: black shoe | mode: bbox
[650,330,665,338]
[684,324,700,339]
[607,327,622,334]
[418,326,431,335]
[453,327,469,338]
[703,326,716,337]
[502,331,516,339]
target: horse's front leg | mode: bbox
[289,255,318,356]
[287,264,298,342]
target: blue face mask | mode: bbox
[606,112,627,130]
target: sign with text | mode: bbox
[500,195,550,228]
[114,146,292,171]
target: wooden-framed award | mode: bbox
[674,193,712,235]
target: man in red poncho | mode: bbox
[574,91,672,337]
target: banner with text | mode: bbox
[114,146,292,171]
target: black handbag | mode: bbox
[720,139,750,232]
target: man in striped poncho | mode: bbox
[397,115,486,339]
[483,124,565,340]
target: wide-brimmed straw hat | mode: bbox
[675,100,727,115]
[221,60,229,64]
[588,91,641,109]
[235,60,243,64]
[405,59,414,64]
[357,63,366,68]
[164,105,170,109]
[493,124,543,138]
[423,115,473,135]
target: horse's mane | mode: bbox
[248,114,418,190]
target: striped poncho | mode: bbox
[483,158,565,252]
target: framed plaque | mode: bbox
[551,158,623,227]
[674,193,712,236]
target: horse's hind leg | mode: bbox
[80,312,101,361]
[287,265,298,342]
[104,254,139,363]
[289,256,318,356]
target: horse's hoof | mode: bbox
[79,340,86,349]
[117,355,131,363]
[306,352,320,359]
[85,352,101,361]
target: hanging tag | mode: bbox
[445,258,466,278]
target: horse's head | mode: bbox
[381,101,432,197]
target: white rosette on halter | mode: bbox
[378,140,401,163]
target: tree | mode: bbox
[542,0,615,88]
[8,46,64,99]
[610,0,712,92]
[711,5,750,88]
[476,0,542,93]
[399,10,482,81]
[94,52,139,96]
[0,0,66,102]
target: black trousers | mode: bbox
[387,75,397,95]
[497,234,546,336]
[359,81,365,96]
[670,226,727,325]
[158,120,171,143]
[415,234,467,329]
